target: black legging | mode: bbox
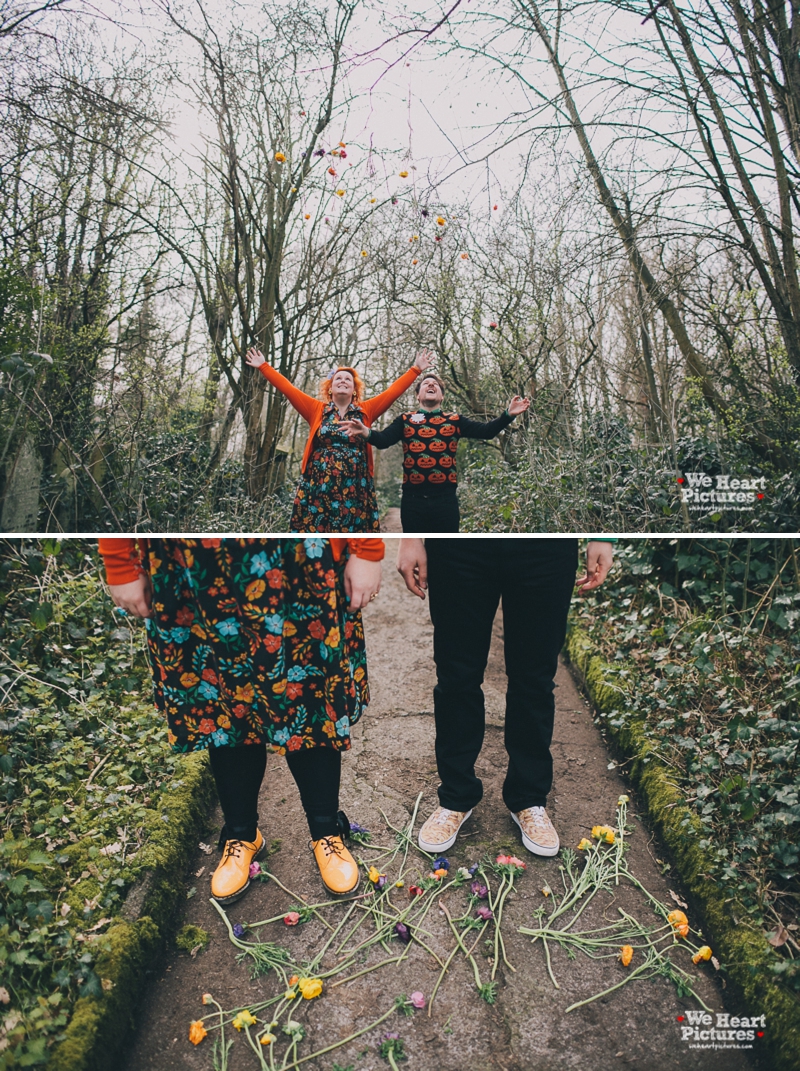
[208,744,342,843]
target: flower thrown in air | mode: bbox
[284,912,300,926]
[399,170,409,177]
[488,321,498,329]
[274,152,286,163]
[313,147,326,157]
[394,922,412,944]
[476,905,493,921]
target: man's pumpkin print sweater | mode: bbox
[367,407,515,494]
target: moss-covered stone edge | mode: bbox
[48,752,215,1071]
[565,625,800,1071]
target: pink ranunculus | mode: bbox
[410,991,425,1009]
[508,856,526,868]
[496,854,511,865]
[249,861,261,878]
[284,912,301,926]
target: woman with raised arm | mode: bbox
[245,348,432,532]
[99,536,383,904]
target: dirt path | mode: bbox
[122,561,762,1071]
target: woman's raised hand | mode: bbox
[414,349,434,371]
[339,419,370,440]
[245,347,266,368]
[507,395,530,416]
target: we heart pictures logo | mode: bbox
[676,1009,766,1051]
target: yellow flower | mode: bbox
[361,250,368,257]
[692,945,712,964]
[232,1010,257,1031]
[541,885,552,897]
[436,216,446,226]
[274,152,286,162]
[368,866,382,884]
[591,825,615,844]
[304,213,311,219]
[399,170,409,177]
[395,881,404,888]
[668,910,689,938]
[577,838,593,851]
[370,197,377,203]
[325,626,340,647]
[336,189,345,196]
[298,977,323,1000]
[189,1020,207,1045]
[617,795,629,805]
[260,1033,277,1046]
[201,993,214,1005]
[620,945,633,967]
[284,989,297,999]
[180,672,200,688]
[246,578,266,600]
[412,258,418,264]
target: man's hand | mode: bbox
[397,538,427,598]
[245,347,266,368]
[344,555,382,611]
[414,349,434,371]
[107,575,153,618]
[575,541,613,593]
[339,418,370,440]
[507,395,530,417]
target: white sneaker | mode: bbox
[511,806,560,857]
[418,806,473,853]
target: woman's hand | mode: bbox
[344,555,382,611]
[507,395,530,417]
[245,347,266,368]
[414,349,434,371]
[575,542,614,593]
[339,419,370,440]
[107,575,153,618]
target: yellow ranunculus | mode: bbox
[298,977,323,999]
[620,945,633,967]
[260,1033,277,1045]
[368,866,382,884]
[284,989,297,999]
[692,945,712,963]
[274,152,286,162]
[336,189,345,197]
[436,216,446,226]
[189,1020,207,1044]
[232,1010,257,1031]
[399,170,409,177]
[617,794,629,805]
[361,250,368,257]
[577,838,593,850]
[591,825,615,844]
[668,909,689,938]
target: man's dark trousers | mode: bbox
[426,538,578,814]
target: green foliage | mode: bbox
[175,924,209,954]
[570,539,800,987]
[0,539,189,1065]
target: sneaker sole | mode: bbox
[211,835,266,905]
[510,811,559,857]
[418,809,473,854]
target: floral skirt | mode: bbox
[290,438,380,533]
[143,538,368,754]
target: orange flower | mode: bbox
[336,189,345,197]
[399,170,409,177]
[189,1020,207,1045]
[274,152,286,163]
[620,945,633,967]
[461,253,469,259]
[436,216,446,226]
[304,213,311,219]
[692,945,712,964]
[412,258,418,264]
[328,167,337,176]
[668,909,689,938]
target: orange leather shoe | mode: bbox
[211,829,265,904]
[311,835,359,896]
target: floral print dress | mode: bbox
[290,403,380,533]
[143,538,369,754]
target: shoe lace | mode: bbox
[221,839,245,862]
[318,836,345,858]
[432,808,459,828]
[525,807,550,831]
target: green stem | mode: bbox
[279,1005,397,1069]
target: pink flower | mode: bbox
[249,861,261,879]
[496,854,511,865]
[410,991,425,1009]
[284,912,300,926]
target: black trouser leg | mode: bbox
[426,538,578,812]
[497,540,578,811]
[284,748,342,839]
[400,492,460,533]
[427,539,501,811]
[208,743,267,843]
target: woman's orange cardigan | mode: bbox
[258,362,421,476]
[99,538,385,586]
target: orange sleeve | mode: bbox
[331,538,385,561]
[98,538,145,585]
[258,362,321,424]
[361,366,420,423]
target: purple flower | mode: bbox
[421,209,429,217]
[432,856,450,871]
[468,863,479,875]
[471,881,488,900]
[313,148,325,157]
[350,821,369,834]
[377,875,387,890]
[232,923,245,938]
[476,906,493,921]
[394,922,411,944]
[249,861,261,878]
[384,1032,399,1040]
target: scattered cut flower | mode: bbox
[620,945,633,967]
[188,1020,207,1045]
